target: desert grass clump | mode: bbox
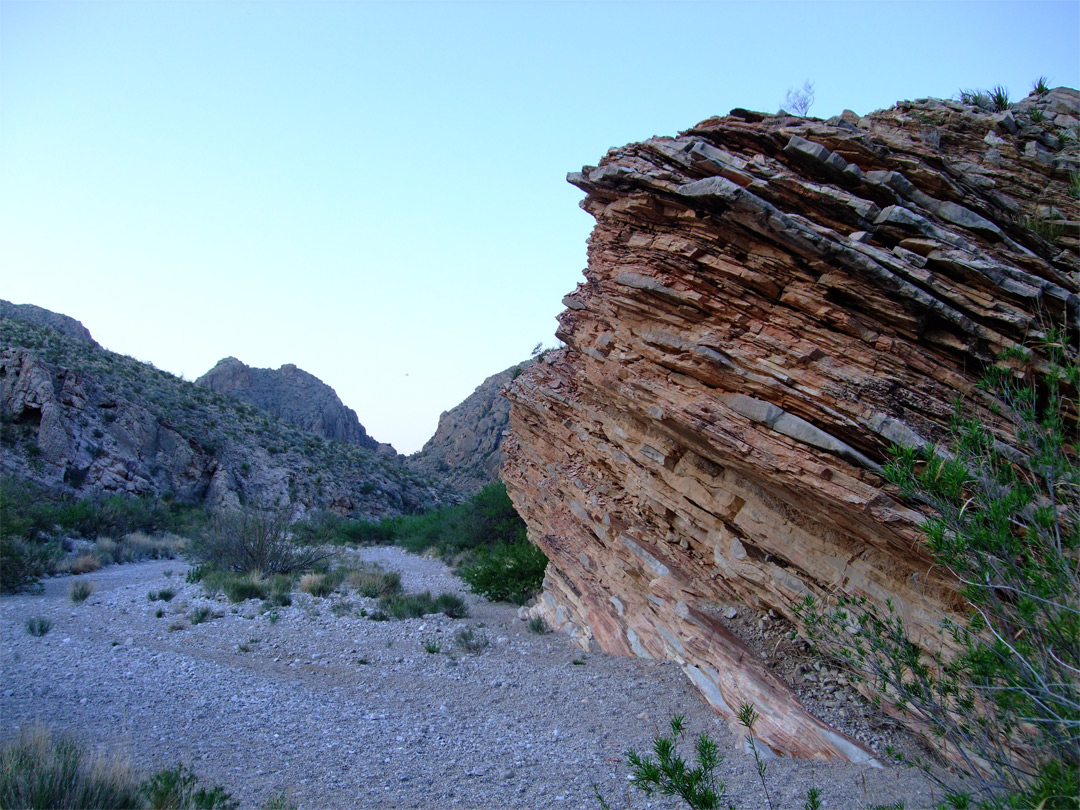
[1032,75,1050,95]
[189,606,221,626]
[25,616,52,637]
[453,626,489,653]
[528,616,547,634]
[70,580,93,604]
[347,565,402,598]
[422,635,441,654]
[299,573,332,597]
[378,590,468,620]
[989,84,1011,111]
[0,725,142,810]
[69,553,100,575]
[147,587,176,602]
[222,571,269,603]
[330,600,354,617]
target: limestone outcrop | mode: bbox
[408,361,529,495]
[503,88,1079,762]
[196,357,382,451]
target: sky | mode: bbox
[2,1,1078,454]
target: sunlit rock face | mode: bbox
[503,89,1079,761]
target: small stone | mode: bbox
[722,607,738,619]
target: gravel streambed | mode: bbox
[1,550,943,809]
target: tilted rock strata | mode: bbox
[503,88,1079,761]
[196,357,382,451]
[407,361,529,495]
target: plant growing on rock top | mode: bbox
[798,327,1079,808]
[782,80,815,117]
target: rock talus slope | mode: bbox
[503,89,1079,761]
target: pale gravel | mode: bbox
[1,551,943,809]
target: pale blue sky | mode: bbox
[2,1,1078,453]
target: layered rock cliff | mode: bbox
[196,357,383,451]
[407,361,529,495]
[1,315,450,519]
[503,88,1079,762]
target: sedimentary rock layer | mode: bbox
[503,89,1079,761]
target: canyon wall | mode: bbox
[408,361,529,495]
[503,88,1079,761]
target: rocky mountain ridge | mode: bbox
[503,87,1078,762]
[406,361,529,495]
[196,356,384,452]
[1,312,452,519]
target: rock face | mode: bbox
[407,361,529,495]
[1,300,96,345]
[1,315,451,519]
[196,357,382,451]
[503,88,1079,762]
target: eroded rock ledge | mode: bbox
[503,89,1079,762]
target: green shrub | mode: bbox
[459,540,547,605]
[1,536,60,593]
[798,329,1079,806]
[626,714,726,810]
[193,509,332,575]
[143,764,237,810]
[341,482,528,562]
[434,592,468,619]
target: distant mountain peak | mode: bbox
[1,300,96,345]
[196,357,383,451]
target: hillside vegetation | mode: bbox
[1,316,452,520]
